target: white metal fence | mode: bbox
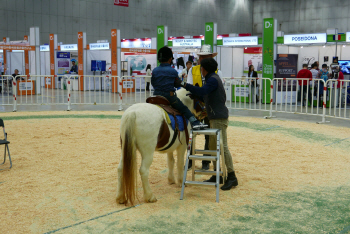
[1,74,349,123]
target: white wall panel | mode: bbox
[232,48,244,78]
[220,47,233,78]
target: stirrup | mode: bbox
[192,124,208,130]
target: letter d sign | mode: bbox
[265,21,272,28]
[206,25,212,31]
[158,28,163,34]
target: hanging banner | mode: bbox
[114,0,128,7]
[78,32,84,90]
[262,18,275,103]
[243,47,262,73]
[204,22,214,48]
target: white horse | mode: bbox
[116,89,202,205]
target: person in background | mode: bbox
[178,61,192,83]
[310,63,318,79]
[297,64,313,107]
[12,69,24,81]
[331,64,345,107]
[175,57,238,191]
[248,64,258,103]
[145,64,152,91]
[151,46,205,129]
[316,64,332,107]
[186,45,221,170]
[315,61,320,70]
[70,61,78,73]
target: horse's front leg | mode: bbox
[139,154,157,203]
[176,144,187,187]
[167,152,175,184]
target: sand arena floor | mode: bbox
[0,111,350,234]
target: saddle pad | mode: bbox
[168,114,188,131]
[156,105,188,131]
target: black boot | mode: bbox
[201,160,210,170]
[204,175,223,184]
[221,171,238,190]
[185,160,192,171]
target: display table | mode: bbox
[17,80,35,95]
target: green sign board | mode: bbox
[204,22,214,49]
[157,25,165,66]
[262,18,274,104]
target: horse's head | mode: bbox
[176,88,207,120]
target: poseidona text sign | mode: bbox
[172,39,202,47]
[223,36,258,46]
[284,33,327,44]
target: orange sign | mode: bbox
[0,45,35,50]
[49,34,55,89]
[3,37,6,43]
[24,36,29,76]
[111,29,118,93]
[78,32,84,90]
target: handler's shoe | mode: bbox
[204,175,223,184]
[221,171,238,190]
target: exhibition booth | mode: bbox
[120,38,157,91]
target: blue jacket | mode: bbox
[151,63,177,92]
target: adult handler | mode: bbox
[186,45,222,170]
[175,57,238,191]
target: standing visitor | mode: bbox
[297,64,313,106]
[145,64,152,91]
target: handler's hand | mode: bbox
[174,78,185,88]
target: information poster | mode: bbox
[57,52,71,75]
[276,54,298,103]
[121,52,157,90]
[243,47,262,73]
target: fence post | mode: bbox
[12,80,17,112]
[264,78,275,119]
[118,76,123,111]
[67,77,71,111]
[317,80,329,124]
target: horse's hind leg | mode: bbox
[116,158,126,204]
[167,152,175,185]
[139,148,157,203]
[176,145,187,187]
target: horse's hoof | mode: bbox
[168,178,175,185]
[116,196,126,204]
[145,195,157,203]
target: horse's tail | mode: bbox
[120,111,137,206]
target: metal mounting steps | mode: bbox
[180,128,223,203]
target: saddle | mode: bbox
[146,96,189,145]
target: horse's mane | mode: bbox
[176,88,194,113]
